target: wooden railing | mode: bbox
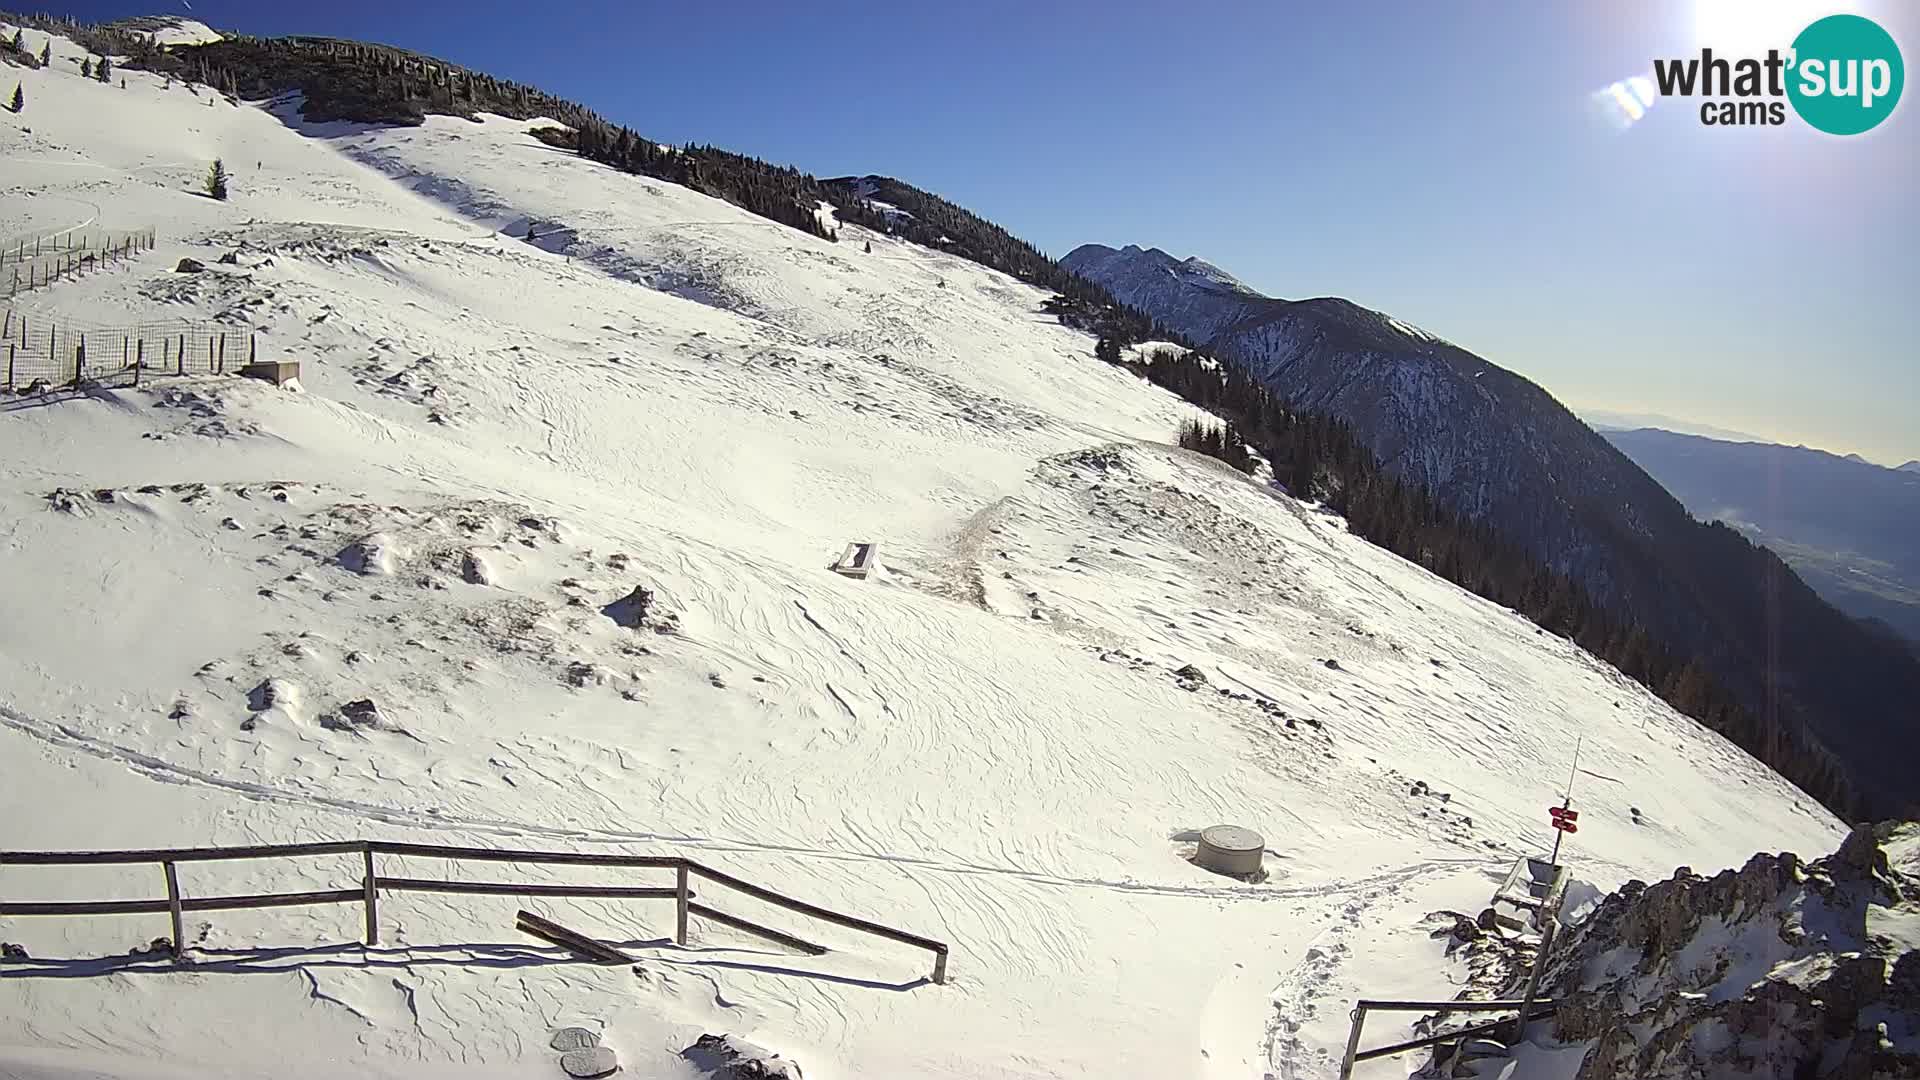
[0,840,949,984]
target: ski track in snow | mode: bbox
[0,22,1846,1079]
[0,702,1480,905]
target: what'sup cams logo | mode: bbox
[1599,14,1905,133]
[1653,13,1904,133]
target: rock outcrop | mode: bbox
[1527,823,1920,1079]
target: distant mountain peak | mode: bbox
[1065,237,1920,817]
[1902,460,1920,473]
[1064,242,1258,299]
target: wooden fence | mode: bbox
[3,228,157,298]
[1,308,248,393]
[0,839,950,984]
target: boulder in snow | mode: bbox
[174,258,206,274]
[681,1033,803,1079]
[337,533,401,575]
[602,585,654,628]
[460,548,496,586]
[321,698,385,732]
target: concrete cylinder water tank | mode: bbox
[1196,824,1264,877]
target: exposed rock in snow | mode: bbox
[459,548,495,585]
[1526,823,1920,1079]
[601,585,653,628]
[338,533,401,575]
[682,1033,803,1078]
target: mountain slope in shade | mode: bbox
[1902,461,1920,474]
[1605,428,1920,643]
[1062,241,1920,818]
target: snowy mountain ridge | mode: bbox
[1061,242,1920,821]
[0,17,1847,1080]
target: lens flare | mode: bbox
[1593,74,1659,129]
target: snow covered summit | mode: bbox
[0,19,1844,1080]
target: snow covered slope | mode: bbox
[0,22,1843,1080]
[107,15,225,47]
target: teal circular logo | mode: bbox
[1787,15,1903,135]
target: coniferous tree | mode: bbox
[205,159,229,201]
[96,55,111,82]
[9,83,21,113]
[80,57,92,78]
[39,41,50,65]
[8,29,21,52]
[1095,336,1123,365]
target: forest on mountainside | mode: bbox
[10,7,1885,820]
[1144,346,1863,818]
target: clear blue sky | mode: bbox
[49,0,1920,463]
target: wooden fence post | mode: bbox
[134,339,143,386]
[208,335,215,373]
[179,334,186,374]
[162,861,185,959]
[217,334,226,372]
[675,863,690,945]
[362,843,378,946]
[1338,1005,1368,1080]
[249,334,257,363]
[74,334,85,389]
[6,343,13,392]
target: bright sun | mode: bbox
[1692,0,1861,55]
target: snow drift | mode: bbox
[0,17,1846,1080]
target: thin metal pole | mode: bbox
[1549,735,1582,865]
[361,843,378,945]
[675,863,689,945]
[162,861,185,959]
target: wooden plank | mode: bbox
[3,889,362,916]
[1355,999,1555,1013]
[162,862,184,959]
[362,843,378,946]
[687,902,826,955]
[1338,1008,1367,1080]
[372,842,681,869]
[1353,1006,1557,1063]
[3,898,174,916]
[378,877,678,900]
[514,910,633,965]
[1512,919,1560,1043]
[182,889,363,913]
[675,864,690,946]
[0,841,363,865]
[685,861,946,954]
